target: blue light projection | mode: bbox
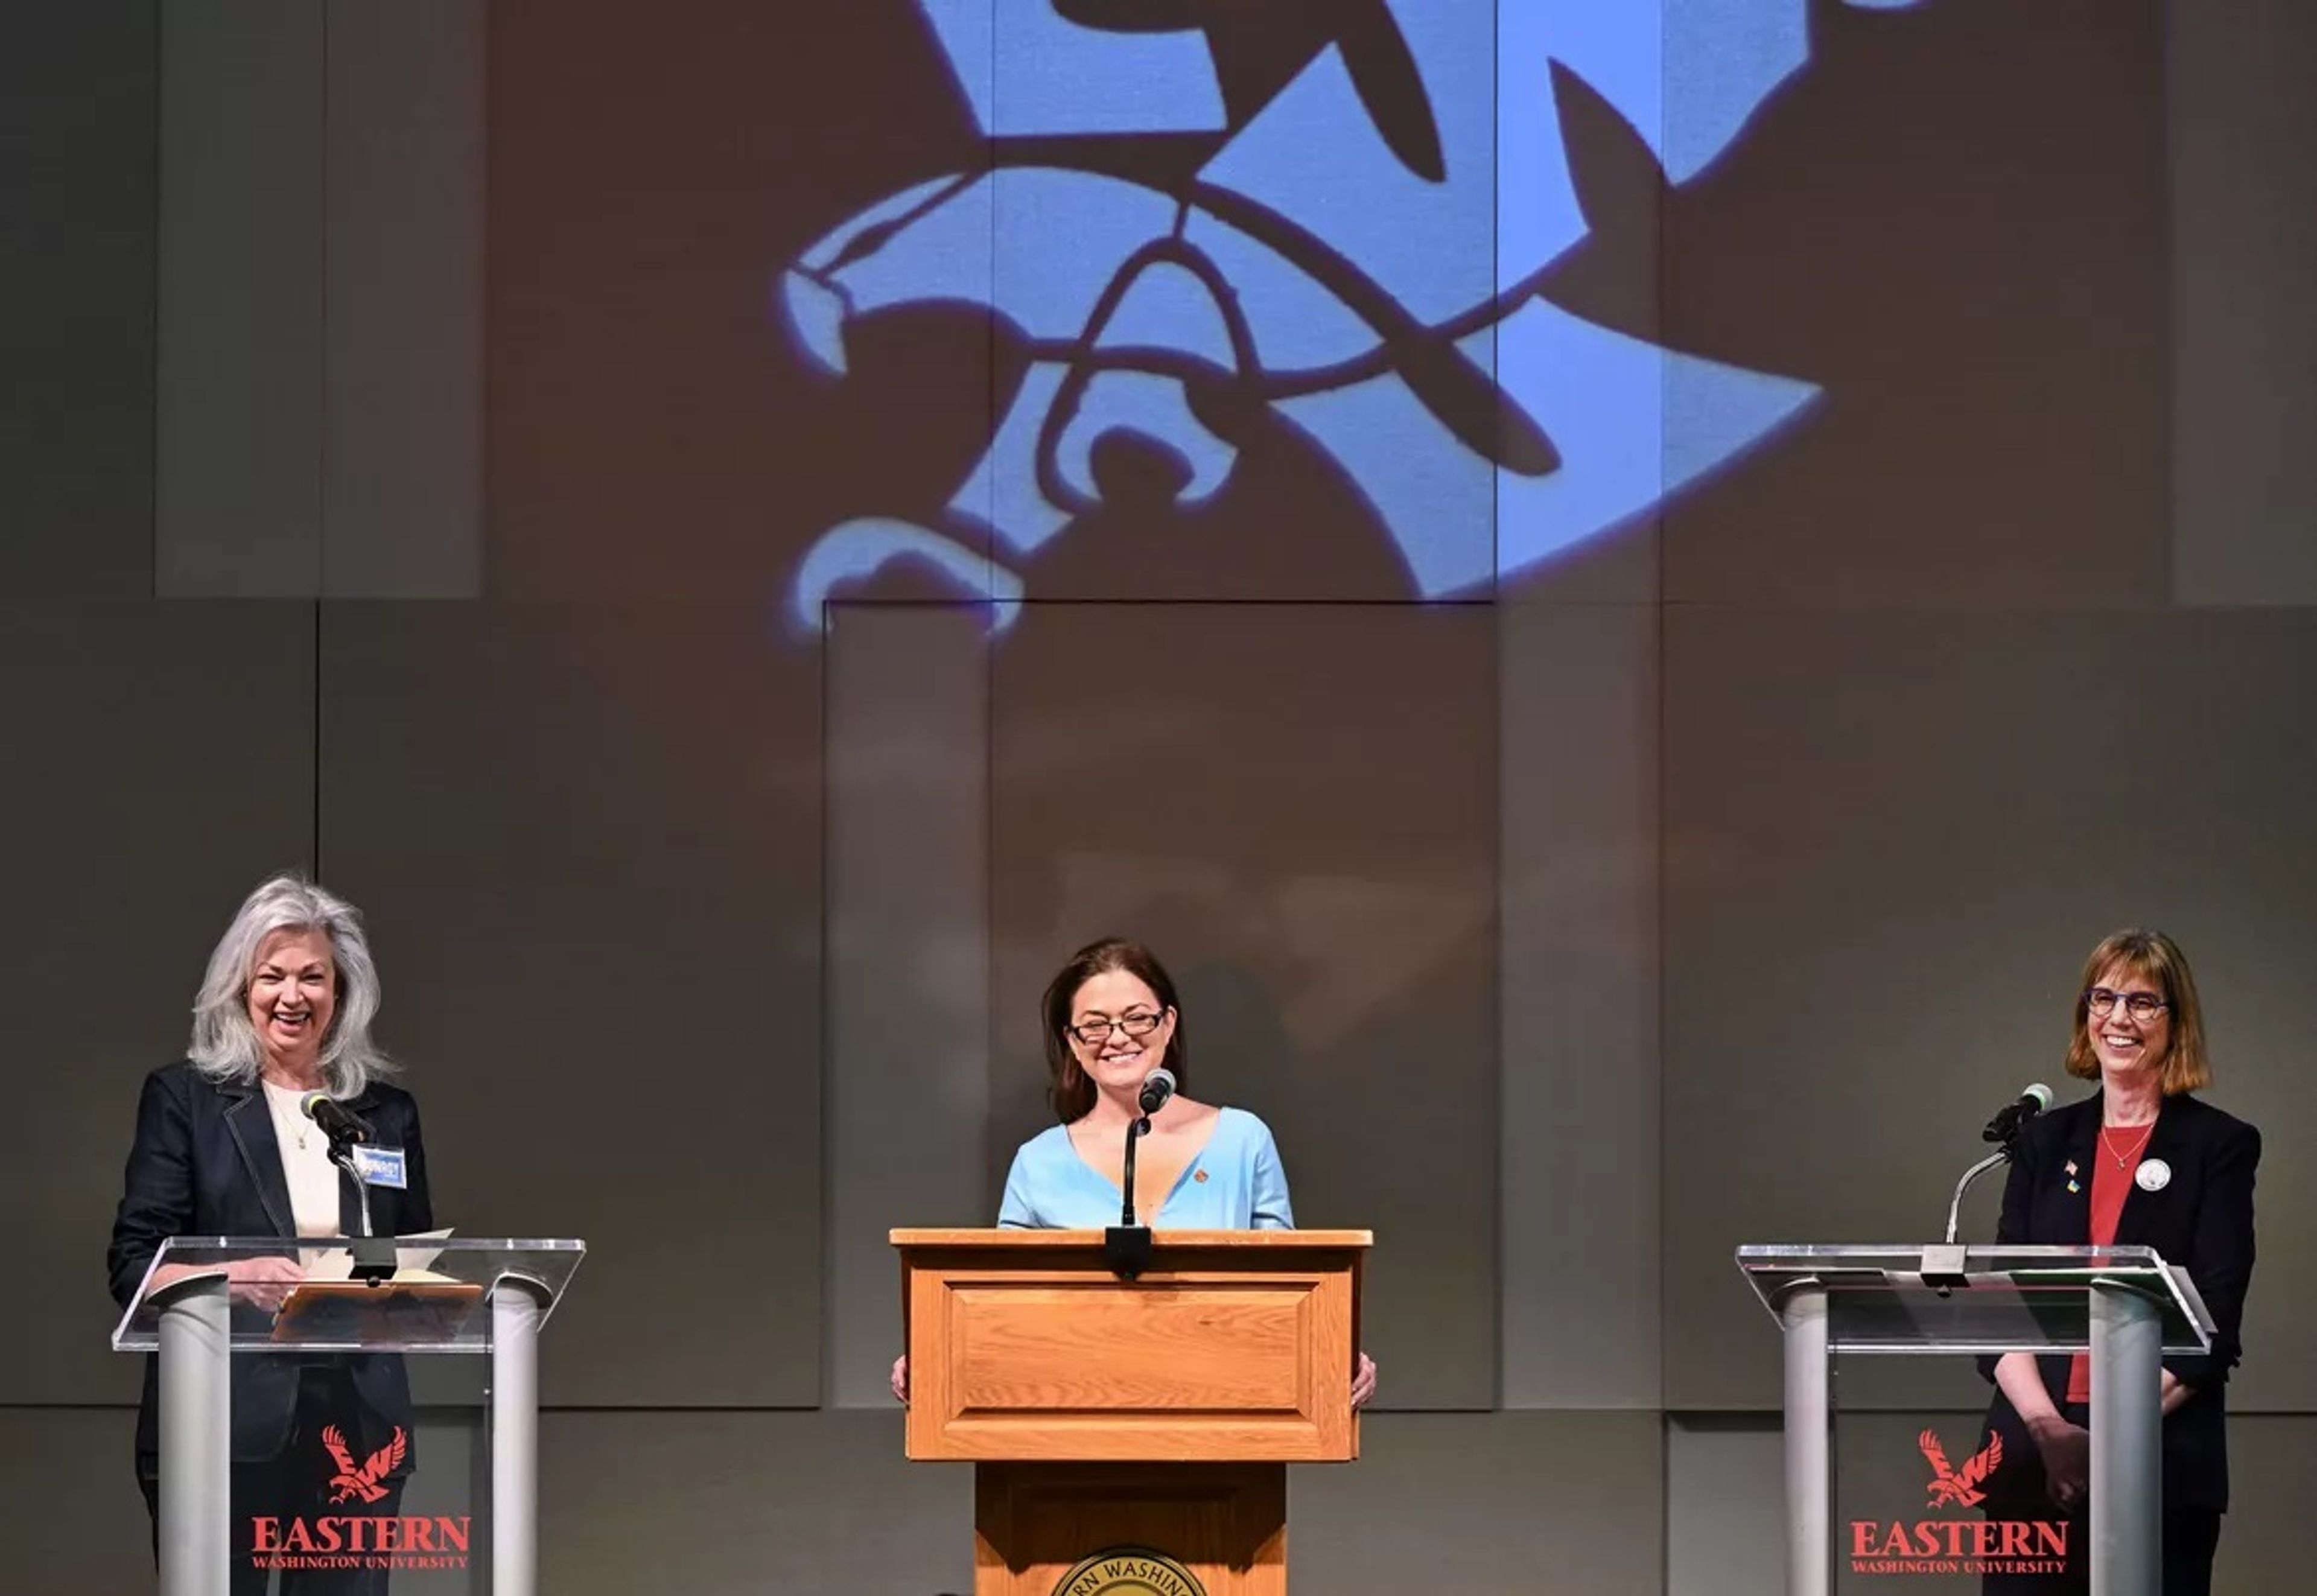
[777,1,1912,634]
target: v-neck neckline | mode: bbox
[1066,1108,1225,1225]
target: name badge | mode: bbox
[351,1145,408,1189]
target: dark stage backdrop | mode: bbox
[4,2,2315,1591]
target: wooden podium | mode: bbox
[894,1229,1370,1596]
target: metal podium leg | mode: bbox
[1779,1285,1831,1596]
[491,1279,548,1596]
[2088,1280,2161,1596]
[157,1277,230,1596]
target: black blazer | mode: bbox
[107,1060,436,1477]
[1980,1090,2260,1513]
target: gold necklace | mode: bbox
[2100,1122,2155,1171]
[269,1083,310,1151]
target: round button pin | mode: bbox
[2135,1158,2171,1193]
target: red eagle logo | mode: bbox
[322,1425,407,1505]
[1919,1428,2003,1509]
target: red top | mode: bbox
[2067,1124,2154,1404]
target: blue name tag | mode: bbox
[351,1145,408,1189]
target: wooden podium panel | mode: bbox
[896,1230,1366,1463]
[976,1463,1285,1596]
[896,1228,1367,1592]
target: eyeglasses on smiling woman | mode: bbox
[2084,987,2169,1020]
[1067,1009,1168,1046]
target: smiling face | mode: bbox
[2082,957,2172,1083]
[246,926,338,1081]
[1066,968,1177,1100]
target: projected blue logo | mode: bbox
[777,1,1888,632]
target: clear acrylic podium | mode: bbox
[113,1236,585,1596]
[1738,1245,2214,1596]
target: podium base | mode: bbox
[974,1462,1286,1595]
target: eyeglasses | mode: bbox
[2085,987,2168,1021]
[1068,1009,1167,1046]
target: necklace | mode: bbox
[2100,1122,2155,1171]
[266,1081,311,1151]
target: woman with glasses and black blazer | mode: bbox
[1977,929,2261,1596]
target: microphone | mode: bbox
[1105,1069,1175,1282]
[1982,1083,2053,1145]
[1926,1084,2056,1285]
[300,1091,374,1148]
[1138,1067,1177,1117]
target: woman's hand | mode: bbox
[2028,1414,2090,1511]
[148,1256,305,1313]
[225,1256,306,1312]
[891,1354,909,1406]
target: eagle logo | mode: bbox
[1919,1427,2003,1509]
[322,1425,406,1505]
[775,0,1823,636]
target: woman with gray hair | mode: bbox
[107,874,435,1591]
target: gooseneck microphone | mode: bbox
[1925,1084,2055,1285]
[1105,1068,1176,1281]
[300,1092,375,1148]
[302,1093,392,1276]
[1982,1083,2054,1145]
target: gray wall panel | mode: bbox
[0,600,315,1406]
[1664,610,2317,1411]
[155,0,325,597]
[1668,1416,1782,1596]
[0,1407,163,1593]
[322,0,486,599]
[989,603,1499,1410]
[1295,1413,1663,1595]
[2213,1416,2317,1593]
[824,603,991,1408]
[538,1409,969,1595]
[2169,0,2317,604]
[1500,599,1662,1408]
[316,603,822,1407]
[0,4,157,596]
[1660,0,2167,609]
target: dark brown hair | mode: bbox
[2064,928,2213,1094]
[1041,937,1187,1122]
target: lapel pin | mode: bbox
[2135,1159,2171,1193]
[2067,1180,2081,1194]
[2064,1160,2078,1177]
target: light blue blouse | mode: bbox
[997,1106,1295,1230]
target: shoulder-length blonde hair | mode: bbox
[188,874,396,1098]
[2064,928,2211,1094]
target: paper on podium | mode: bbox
[300,1228,456,1283]
[272,1230,484,1344]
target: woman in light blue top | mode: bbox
[999,936,1293,1230]
[892,936,1375,1406]
[998,1104,1293,1230]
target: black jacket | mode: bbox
[107,1060,436,1477]
[1980,1090,2260,1513]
